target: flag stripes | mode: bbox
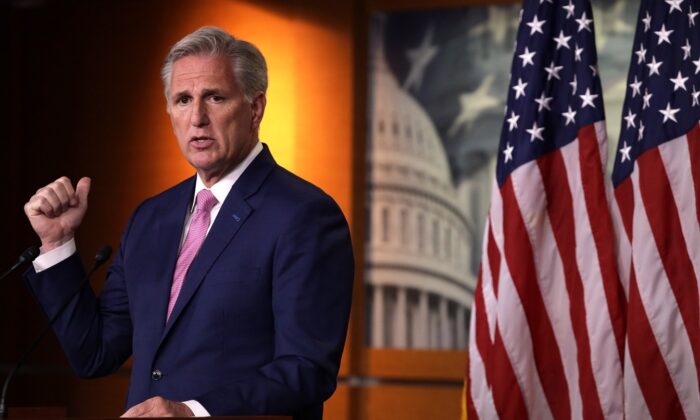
[689,127,700,227]
[538,148,605,420]
[502,172,573,420]
[615,130,700,419]
[626,269,685,419]
[576,124,626,367]
[469,126,624,419]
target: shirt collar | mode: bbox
[191,141,263,212]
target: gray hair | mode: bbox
[161,26,268,104]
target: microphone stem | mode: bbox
[0,263,21,282]
[0,261,102,418]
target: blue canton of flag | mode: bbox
[612,0,700,185]
[498,0,605,186]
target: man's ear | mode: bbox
[251,92,266,130]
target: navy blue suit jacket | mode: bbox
[25,145,354,420]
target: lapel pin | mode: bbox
[232,214,241,222]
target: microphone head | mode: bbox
[19,245,40,263]
[94,245,113,265]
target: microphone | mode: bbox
[0,245,112,418]
[94,245,112,266]
[0,246,40,282]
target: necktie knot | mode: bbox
[195,189,218,214]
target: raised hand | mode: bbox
[24,176,91,252]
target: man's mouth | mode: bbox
[189,137,215,151]
[190,136,214,148]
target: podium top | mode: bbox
[8,407,291,419]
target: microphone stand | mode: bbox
[0,247,40,282]
[0,246,112,418]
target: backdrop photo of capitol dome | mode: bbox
[364,0,634,350]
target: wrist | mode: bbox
[176,401,195,417]
[41,236,74,253]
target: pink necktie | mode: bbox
[167,189,218,320]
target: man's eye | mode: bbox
[176,97,191,105]
[210,96,224,102]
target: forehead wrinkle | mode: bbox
[169,55,237,101]
[172,73,228,92]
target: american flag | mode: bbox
[466,0,626,418]
[612,0,700,418]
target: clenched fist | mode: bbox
[24,176,91,252]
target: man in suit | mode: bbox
[22,26,354,419]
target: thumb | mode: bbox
[75,177,91,208]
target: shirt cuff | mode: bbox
[33,239,77,273]
[182,400,210,417]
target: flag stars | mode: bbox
[682,39,692,60]
[619,141,632,162]
[659,102,680,123]
[624,109,637,129]
[590,65,598,77]
[580,88,598,108]
[570,74,578,94]
[669,71,688,91]
[403,27,439,92]
[665,0,684,14]
[545,61,564,80]
[503,142,514,163]
[512,78,528,99]
[693,56,700,74]
[642,11,652,32]
[647,56,663,76]
[526,122,545,142]
[553,30,572,50]
[654,24,674,45]
[689,6,699,26]
[642,88,653,109]
[635,44,647,64]
[563,0,575,19]
[638,121,645,141]
[527,15,546,35]
[562,106,577,126]
[692,86,700,106]
[506,111,520,131]
[576,12,593,32]
[574,44,584,62]
[534,92,553,111]
[519,47,536,67]
[629,76,642,97]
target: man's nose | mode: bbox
[191,100,210,127]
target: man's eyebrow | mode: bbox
[201,88,223,96]
[171,89,190,99]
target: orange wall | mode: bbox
[110,0,355,221]
[3,0,355,417]
[2,1,476,419]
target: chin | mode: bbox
[189,156,220,170]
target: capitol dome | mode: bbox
[365,17,475,350]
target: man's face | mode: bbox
[168,54,265,186]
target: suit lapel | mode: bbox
[158,145,277,344]
[160,190,252,338]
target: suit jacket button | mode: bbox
[151,369,162,381]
